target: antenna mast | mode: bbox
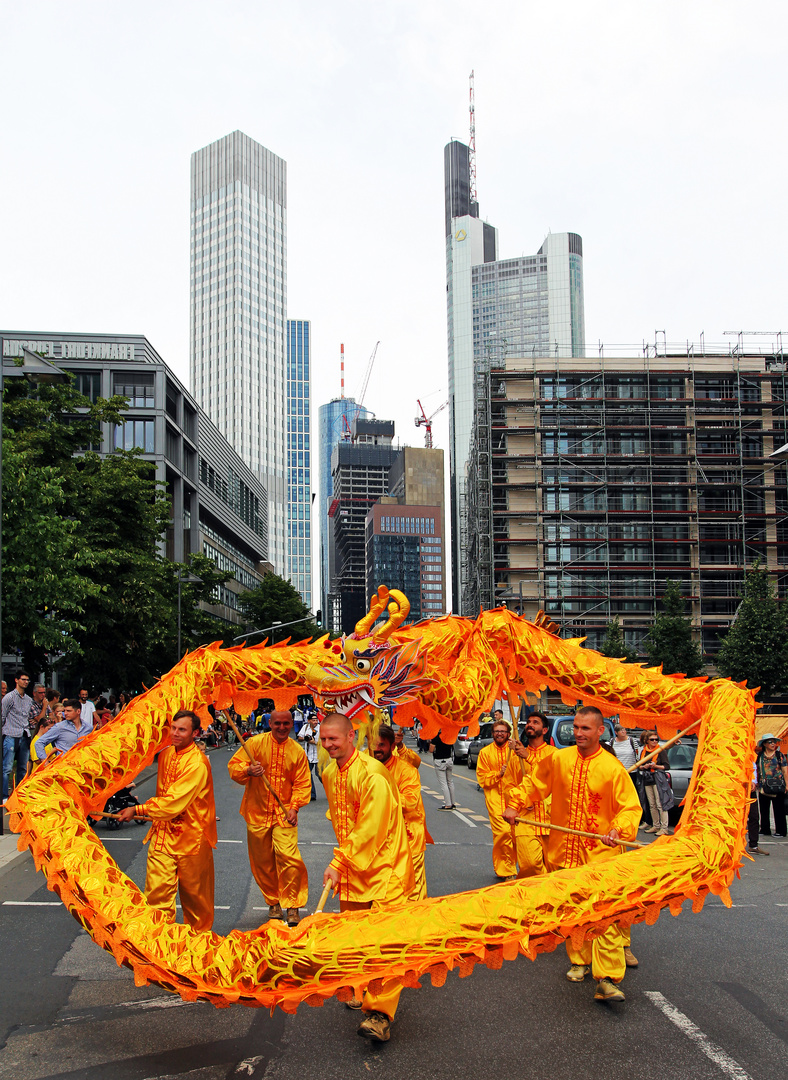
[340,343,345,398]
[468,70,477,204]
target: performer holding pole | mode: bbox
[509,712,557,877]
[392,726,422,770]
[476,718,523,878]
[373,724,432,900]
[320,712,414,1044]
[117,709,217,932]
[228,709,311,927]
[503,705,641,1002]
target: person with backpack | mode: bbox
[756,734,788,838]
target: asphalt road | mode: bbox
[1,738,786,1080]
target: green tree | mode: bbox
[643,582,705,677]
[237,573,320,643]
[716,561,788,698]
[598,616,639,662]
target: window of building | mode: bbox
[73,370,102,403]
[114,418,154,453]
[113,371,154,407]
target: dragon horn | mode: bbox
[374,590,410,642]
[353,585,390,639]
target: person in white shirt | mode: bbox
[612,725,639,768]
[78,688,96,727]
[297,714,320,801]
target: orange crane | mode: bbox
[415,398,448,449]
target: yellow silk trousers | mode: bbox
[566,922,627,982]
[247,823,308,909]
[409,849,427,901]
[340,873,408,1019]
[145,837,215,932]
[514,831,547,878]
[488,810,517,877]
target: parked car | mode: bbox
[453,726,471,763]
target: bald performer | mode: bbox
[228,709,311,926]
[321,713,414,1044]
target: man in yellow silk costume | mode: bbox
[476,719,523,878]
[504,705,641,1002]
[119,709,217,932]
[373,723,431,900]
[510,712,557,877]
[228,709,311,926]
[393,726,422,770]
[321,712,414,1044]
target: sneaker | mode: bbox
[594,978,625,1002]
[655,829,670,837]
[286,908,300,927]
[357,1010,391,1042]
[748,846,770,856]
[345,996,363,1010]
[566,964,591,982]
[268,903,283,920]
[437,805,454,811]
[624,947,638,968]
[644,825,659,834]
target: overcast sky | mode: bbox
[3,1,787,599]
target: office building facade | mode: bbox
[286,319,312,609]
[366,502,445,622]
[190,130,288,574]
[318,396,372,620]
[445,138,585,612]
[326,419,399,634]
[3,331,270,627]
[464,347,788,659]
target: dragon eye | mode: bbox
[354,658,372,673]
[339,651,346,663]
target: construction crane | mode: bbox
[356,341,380,408]
[415,398,448,449]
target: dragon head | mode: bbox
[305,586,435,720]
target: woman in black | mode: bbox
[757,734,788,838]
[637,733,671,836]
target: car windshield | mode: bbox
[554,720,576,745]
[666,743,697,770]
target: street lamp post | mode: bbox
[176,569,203,659]
[232,615,315,644]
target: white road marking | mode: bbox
[234,1058,265,1076]
[644,991,753,1080]
[775,903,788,907]
[175,904,230,910]
[310,841,335,845]
[61,996,200,1024]
[217,839,243,843]
[707,904,756,908]
[451,809,477,828]
[3,901,62,906]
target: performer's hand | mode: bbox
[247,762,264,777]
[117,806,136,822]
[600,827,621,848]
[511,739,528,759]
[323,865,341,891]
[502,806,518,826]
[285,807,298,825]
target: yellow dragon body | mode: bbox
[6,586,755,1012]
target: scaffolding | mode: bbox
[463,345,788,658]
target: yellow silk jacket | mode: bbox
[476,742,523,817]
[323,749,415,904]
[137,743,217,857]
[394,744,422,770]
[384,753,430,854]
[512,741,557,836]
[508,745,641,870]
[227,733,312,830]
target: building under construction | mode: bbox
[464,344,788,658]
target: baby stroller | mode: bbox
[103,785,142,830]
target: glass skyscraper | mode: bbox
[445,138,585,613]
[190,131,288,574]
[286,319,311,609]
[318,396,371,620]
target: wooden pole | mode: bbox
[515,816,648,850]
[225,714,289,816]
[314,883,333,914]
[88,810,150,822]
[626,720,700,774]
